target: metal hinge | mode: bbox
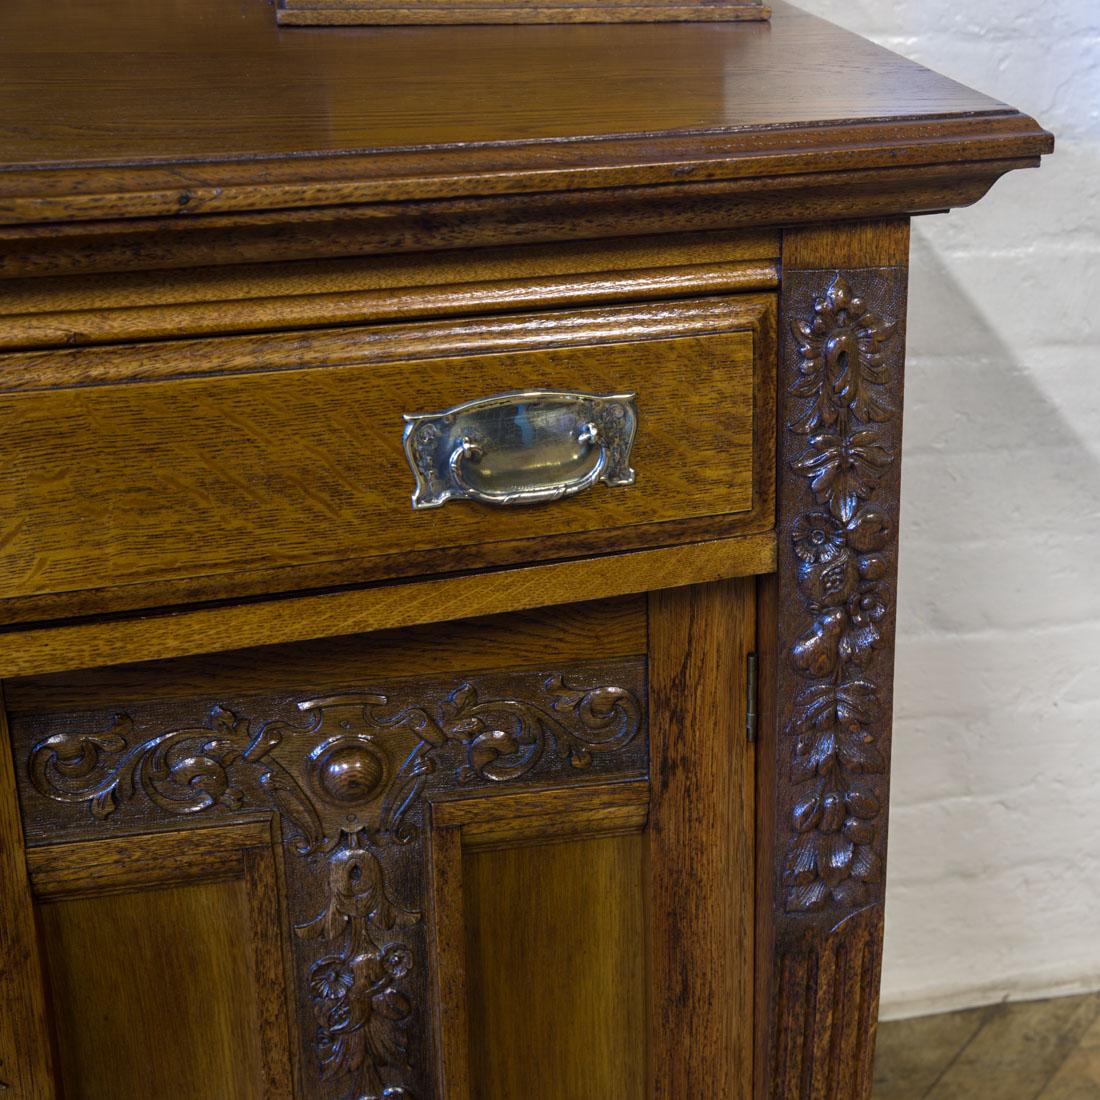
[746,651,759,744]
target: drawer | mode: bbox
[0,295,774,622]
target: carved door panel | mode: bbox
[0,583,755,1099]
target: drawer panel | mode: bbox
[0,296,774,620]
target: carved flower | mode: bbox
[789,274,897,435]
[311,957,355,1002]
[384,946,413,980]
[792,512,846,564]
[313,947,414,1088]
[841,584,891,666]
[793,430,893,523]
[783,274,898,919]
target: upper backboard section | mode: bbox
[275,0,770,25]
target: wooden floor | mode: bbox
[873,993,1100,1099]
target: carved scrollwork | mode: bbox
[442,674,643,783]
[24,663,646,1100]
[784,275,898,915]
[28,705,323,852]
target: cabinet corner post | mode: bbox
[756,220,911,1100]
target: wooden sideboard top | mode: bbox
[0,0,1052,232]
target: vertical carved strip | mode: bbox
[760,224,908,1100]
[770,909,883,1098]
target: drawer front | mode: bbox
[0,296,774,620]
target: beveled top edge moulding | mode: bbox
[276,0,771,26]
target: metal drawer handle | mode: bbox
[403,390,638,509]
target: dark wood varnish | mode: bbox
[0,704,55,1095]
[0,582,761,1098]
[276,0,771,24]
[0,1,1050,280]
[0,297,774,624]
[649,579,756,1097]
[756,220,910,1100]
[9,614,653,1097]
[40,880,268,1099]
[0,4,1050,1098]
[0,2,1026,173]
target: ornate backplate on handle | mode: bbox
[403,390,637,510]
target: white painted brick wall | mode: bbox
[793,0,1100,1019]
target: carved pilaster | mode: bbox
[761,240,908,1099]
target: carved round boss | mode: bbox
[312,738,388,805]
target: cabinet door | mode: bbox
[0,582,754,1099]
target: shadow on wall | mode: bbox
[879,221,1100,1019]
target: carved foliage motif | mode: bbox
[25,664,646,1100]
[784,275,899,915]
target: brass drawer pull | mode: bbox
[403,390,638,509]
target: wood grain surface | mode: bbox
[0,158,1044,279]
[0,329,756,608]
[0,260,778,352]
[0,0,1050,235]
[39,880,266,1099]
[648,578,755,1097]
[0,294,774,624]
[426,779,650,1100]
[4,596,647,715]
[277,0,770,24]
[464,833,648,1099]
[24,822,273,900]
[0,702,56,1098]
[0,229,778,325]
[0,532,773,679]
[426,823,471,1100]
[435,777,649,849]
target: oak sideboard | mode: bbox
[0,2,1052,1098]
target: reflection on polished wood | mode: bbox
[0,2,1051,1097]
[40,882,265,1100]
[275,0,772,25]
[464,834,648,1100]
